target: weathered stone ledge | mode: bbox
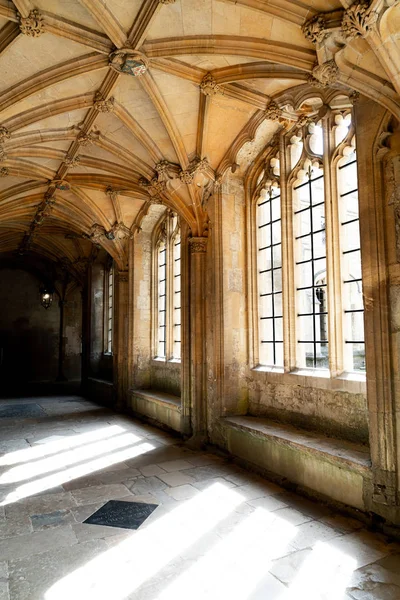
[220,416,372,511]
[129,389,182,433]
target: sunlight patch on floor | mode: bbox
[45,483,245,600]
[0,425,126,466]
[157,507,296,600]
[1,440,154,505]
[0,432,143,484]
[281,541,357,600]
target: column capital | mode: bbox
[116,270,129,282]
[189,237,208,254]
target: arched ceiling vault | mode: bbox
[0,0,398,272]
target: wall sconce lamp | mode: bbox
[39,285,54,310]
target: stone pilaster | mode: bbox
[188,236,208,445]
[355,99,399,517]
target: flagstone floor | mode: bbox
[0,395,399,600]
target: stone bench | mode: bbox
[129,389,182,433]
[220,415,372,512]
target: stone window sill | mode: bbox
[251,365,366,394]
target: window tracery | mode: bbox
[254,101,365,376]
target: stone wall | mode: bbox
[0,268,81,383]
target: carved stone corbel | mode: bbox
[189,237,208,253]
[264,101,284,121]
[18,9,45,37]
[179,157,214,184]
[302,14,327,44]
[312,60,339,87]
[155,160,181,181]
[342,2,378,40]
[0,167,8,177]
[116,271,129,282]
[0,148,7,163]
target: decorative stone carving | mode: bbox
[87,223,106,245]
[179,170,194,184]
[106,222,133,241]
[189,237,208,253]
[214,173,223,188]
[44,190,56,205]
[296,114,312,128]
[117,271,129,282]
[342,2,378,40]
[52,179,71,191]
[179,157,212,184]
[139,177,166,204]
[94,92,115,113]
[312,60,339,87]
[264,102,283,121]
[302,15,327,44]
[155,160,181,181]
[0,167,8,177]
[349,90,360,104]
[155,160,170,175]
[307,74,326,89]
[109,48,148,76]
[64,155,80,168]
[200,73,221,97]
[18,10,45,37]
[77,131,99,146]
[0,127,10,143]
[0,148,7,162]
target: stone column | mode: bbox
[113,269,129,410]
[188,236,208,444]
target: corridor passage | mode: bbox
[0,396,399,600]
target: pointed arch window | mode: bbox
[154,212,181,361]
[253,106,365,376]
[105,261,114,354]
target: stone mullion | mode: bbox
[113,270,129,410]
[322,114,342,377]
[281,132,296,371]
[188,236,208,444]
[328,113,345,375]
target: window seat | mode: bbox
[86,377,113,406]
[129,389,182,433]
[220,416,372,512]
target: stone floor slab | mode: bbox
[0,525,77,560]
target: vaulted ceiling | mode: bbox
[0,0,398,274]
